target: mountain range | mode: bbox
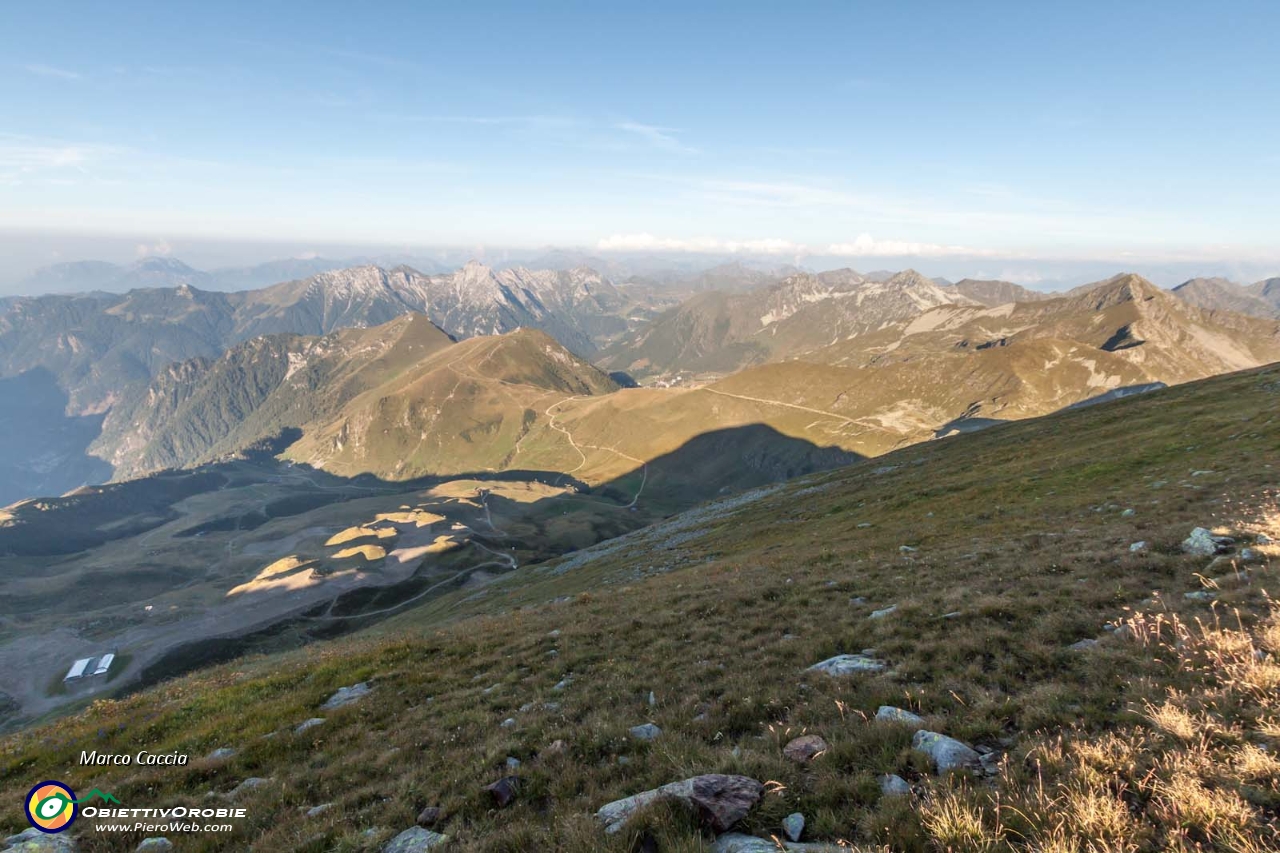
[4,261,1280,507]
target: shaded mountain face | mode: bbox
[1170,276,1280,319]
[595,268,976,378]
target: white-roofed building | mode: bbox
[64,658,92,681]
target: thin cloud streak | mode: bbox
[23,63,81,80]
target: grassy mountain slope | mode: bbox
[2,363,1276,851]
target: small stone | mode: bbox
[306,803,333,818]
[630,722,662,741]
[879,774,911,796]
[205,747,236,761]
[1184,590,1217,601]
[295,717,326,734]
[416,806,442,827]
[1257,533,1274,545]
[1240,548,1261,561]
[484,776,520,808]
[542,702,561,713]
[782,812,805,842]
[595,774,762,835]
[500,717,516,728]
[1130,541,1147,552]
[382,826,450,851]
[552,678,571,691]
[505,756,521,770]
[856,522,872,528]
[1069,638,1099,651]
[548,629,561,637]
[807,654,887,676]
[876,706,925,727]
[648,690,657,707]
[321,682,372,710]
[783,734,828,762]
[869,605,898,619]
[899,545,918,553]
[136,840,175,853]
[979,752,1002,775]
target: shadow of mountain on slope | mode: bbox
[0,368,114,508]
[84,423,858,700]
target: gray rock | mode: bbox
[912,730,981,773]
[229,777,270,798]
[321,682,372,710]
[648,690,657,706]
[869,604,898,619]
[879,774,911,796]
[205,747,236,761]
[1121,508,1135,517]
[500,717,516,728]
[806,654,886,676]
[416,806,442,827]
[135,840,174,853]
[382,826,450,852]
[552,678,571,691]
[306,803,333,818]
[6,829,78,852]
[979,751,1002,775]
[1182,527,1234,556]
[1069,638,1099,651]
[783,734,827,762]
[782,812,805,842]
[711,833,847,852]
[1257,533,1274,545]
[484,776,520,808]
[505,756,521,770]
[876,706,925,727]
[1240,548,1261,561]
[1184,590,1217,601]
[295,717,326,734]
[596,774,762,834]
[899,545,917,553]
[629,722,662,741]
[1129,541,1148,552]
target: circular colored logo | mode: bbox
[25,781,77,833]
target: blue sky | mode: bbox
[2,1,1278,278]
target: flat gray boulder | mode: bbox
[596,774,762,834]
[321,682,372,710]
[876,706,925,727]
[295,717,326,734]
[711,833,848,852]
[383,826,449,851]
[629,722,662,740]
[806,654,886,676]
[5,828,78,852]
[913,730,981,773]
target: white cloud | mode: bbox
[596,233,801,254]
[825,234,1001,258]
[614,121,698,154]
[135,239,172,258]
[23,63,81,80]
